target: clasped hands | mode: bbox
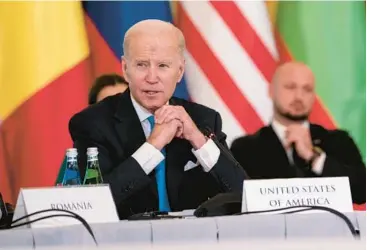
[284,124,315,162]
[147,105,206,150]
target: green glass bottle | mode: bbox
[83,147,103,185]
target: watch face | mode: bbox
[313,146,323,156]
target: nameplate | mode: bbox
[242,177,353,213]
[12,185,119,228]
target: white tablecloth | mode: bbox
[0,211,364,249]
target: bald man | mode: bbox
[69,19,248,219]
[231,62,366,205]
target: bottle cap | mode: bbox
[66,148,78,157]
[87,147,98,156]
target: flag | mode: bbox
[274,0,366,210]
[83,1,189,100]
[0,2,92,203]
[175,0,359,146]
[176,0,365,210]
[176,1,278,145]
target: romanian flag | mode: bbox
[0,2,92,203]
[0,1,188,204]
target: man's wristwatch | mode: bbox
[307,146,323,165]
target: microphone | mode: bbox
[193,126,249,217]
[128,211,183,220]
[201,125,247,176]
[167,100,248,216]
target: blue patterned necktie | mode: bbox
[147,116,171,212]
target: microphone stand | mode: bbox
[202,126,247,174]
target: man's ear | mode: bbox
[121,56,130,82]
[177,58,185,82]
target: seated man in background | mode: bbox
[69,19,248,219]
[230,62,366,205]
[88,73,129,105]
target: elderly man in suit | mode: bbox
[69,19,248,219]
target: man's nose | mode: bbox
[295,87,304,99]
[146,66,158,83]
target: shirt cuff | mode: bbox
[132,142,165,175]
[311,152,326,175]
[192,139,220,172]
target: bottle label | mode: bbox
[83,158,103,185]
[62,156,81,185]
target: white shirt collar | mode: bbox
[271,119,309,145]
[130,93,153,123]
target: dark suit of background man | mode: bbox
[69,19,248,219]
[231,62,365,205]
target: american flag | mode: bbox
[175,1,334,145]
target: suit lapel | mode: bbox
[113,90,146,156]
[112,95,201,208]
[113,91,158,199]
[310,124,325,148]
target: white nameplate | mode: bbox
[242,177,353,213]
[12,184,119,228]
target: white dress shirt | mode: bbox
[130,94,220,174]
[271,120,326,175]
